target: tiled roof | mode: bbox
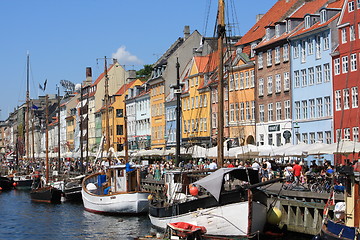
[115,80,140,96]
[235,0,301,46]
[290,12,340,38]
[91,64,115,87]
[327,0,344,9]
[290,0,329,18]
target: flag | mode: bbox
[39,79,47,92]
[32,104,39,110]
[43,79,47,91]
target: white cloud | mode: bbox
[112,46,143,65]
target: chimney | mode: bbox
[85,67,92,85]
[113,58,118,64]
[256,14,264,23]
[184,25,190,40]
[127,70,136,82]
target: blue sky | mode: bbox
[0,0,276,120]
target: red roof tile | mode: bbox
[327,0,344,9]
[236,0,301,46]
[91,64,115,87]
[290,0,329,18]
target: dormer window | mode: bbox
[320,10,327,23]
[266,28,271,40]
[287,20,292,32]
[250,43,257,58]
[275,24,280,37]
[305,16,311,29]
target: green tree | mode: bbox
[136,64,153,79]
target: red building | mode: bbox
[332,0,360,165]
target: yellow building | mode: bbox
[101,79,143,152]
[181,55,215,147]
[65,115,75,152]
[149,83,165,149]
[228,53,256,145]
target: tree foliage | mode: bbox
[136,64,153,79]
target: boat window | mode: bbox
[117,169,124,177]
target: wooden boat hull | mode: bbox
[0,177,13,191]
[149,201,267,237]
[81,189,150,214]
[64,185,82,202]
[13,178,33,190]
[30,186,63,204]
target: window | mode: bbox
[294,70,300,88]
[251,43,257,58]
[344,88,350,109]
[302,100,308,119]
[309,99,315,118]
[358,0,360,9]
[352,86,358,108]
[259,134,264,145]
[229,74,234,91]
[335,90,342,111]
[344,128,351,140]
[294,42,299,58]
[302,133,308,144]
[276,102,282,120]
[316,35,321,59]
[295,101,300,120]
[116,109,123,117]
[259,78,264,96]
[195,96,199,108]
[191,97,194,109]
[240,72,244,89]
[183,120,187,133]
[250,70,255,87]
[305,16,311,29]
[324,64,330,82]
[323,34,330,50]
[334,58,340,75]
[358,23,360,39]
[204,118,207,132]
[246,102,251,120]
[268,134,273,145]
[301,40,306,62]
[325,96,331,116]
[212,113,217,128]
[326,131,332,144]
[308,67,314,85]
[351,53,357,71]
[284,72,290,91]
[116,125,124,135]
[342,28,347,44]
[316,65,322,84]
[267,49,272,66]
[258,52,263,68]
[275,47,280,64]
[350,25,356,41]
[283,44,289,61]
[245,71,250,88]
[285,100,290,119]
[301,69,307,86]
[268,103,273,122]
[336,129,342,141]
[203,95,207,107]
[267,76,273,94]
[353,127,359,142]
[275,24,280,37]
[310,132,316,144]
[308,38,313,55]
[275,74,281,93]
[251,101,255,120]
[259,104,264,122]
[318,132,324,143]
[317,98,323,117]
[320,10,327,23]
[235,73,239,90]
[230,104,234,122]
[349,1,355,12]
[287,20,292,32]
[239,102,244,121]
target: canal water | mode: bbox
[0,190,313,240]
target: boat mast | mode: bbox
[124,96,129,164]
[104,57,111,162]
[45,95,49,183]
[217,0,225,168]
[26,52,30,167]
[175,58,181,166]
[57,86,61,173]
[80,83,84,173]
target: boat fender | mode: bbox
[86,183,97,193]
[189,185,199,196]
[267,207,282,225]
[0,187,2,191]
[13,182,17,187]
[148,194,153,201]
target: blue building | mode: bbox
[289,7,342,164]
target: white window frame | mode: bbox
[334,58,340,75]
[350,25,356,41]
[295,101,300,120]
[259,104,264,122]
[344,88,350,109]
[324,96,331,116]
[301,40,306,63]
[342,28,347,44]
[294,70,300,88]
[250,70,255,88]
[309,99,315,118]
[267,76,273,94]
[352,86,358,108]
[335,90,342,111]
[316,35,321,59]
[307,38,313,55]
[353,127,359,142]
[293,42,299,58]
[301,69,307,87]
[317,98,323,118]
[349,1,355,12]
[342,56,349,73]
[258,52,263,69]
[302,100,308,119]
[276,102,282,121]
[259,78,264,96]
[267,49,272,66]
[283,44,289,61]
[316,65,322,84]
[324,63,330,82]
[351,53,357,71]
[308,67,314,85]
[275,74,281,93]
[275,47,280,64]
[284,72,290,91]
[344,128,351,140]
[268,103,273,122]
[285,100,290,119]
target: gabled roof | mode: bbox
[235,0,302,46]
[290,0,329,18]
[91,64,115,87]
[290,12,340,38]
[327,0,344,9]
[115,79,142,96]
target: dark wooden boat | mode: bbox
[0,176,13,191]
[63,175,85,202]
[30,177,62,204]
[12,175,33,190]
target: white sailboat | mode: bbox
[81,57,149,214]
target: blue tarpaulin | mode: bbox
[126,163,135,172]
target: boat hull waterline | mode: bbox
[82,190,150,215]
[149,201,267,237]
[30,186,63,204]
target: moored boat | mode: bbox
[30,175,63,203]
[0,176,13,191]
[81,164,150,214]
[12,174,33,190]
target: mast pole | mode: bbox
[45,95,49,183]
[57,86,61,173]
[31,106,35,164]
[26,53,30,167]
[217,0,225,168]
[80,84,84,173]
[175,58,181,166]
[124,96,129,164]
[104,57,111,163]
